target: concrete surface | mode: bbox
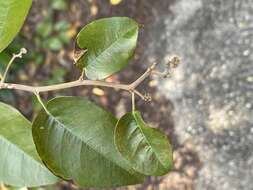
[145,0,253,189]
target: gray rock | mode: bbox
[145,0,253,189]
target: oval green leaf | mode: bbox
[0,102,58,187]
[114,111,173,176]
[76,17,139,80]
[0,0,32,53]
[32,97,145,188]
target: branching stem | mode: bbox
[0,48,27,84]
[0,48,180,102]
[0,63,158,100]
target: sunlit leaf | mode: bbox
[115,111,173,176]
[76,17,139,80]
[0,102,58,187]
[32,97,145,188]
[0,0,32,53]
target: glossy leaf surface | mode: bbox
[0,0,32,52]
[115,111,173,176]
[76,17,139,80]
[32,97,145,188]
[0,102,58,187]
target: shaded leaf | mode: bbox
[115,111,173,176]
[76,17,139,80]
[0,0,32,53]
[0,102,58,187]
[32,97,145,188]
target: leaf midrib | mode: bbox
[84,25,137,69]
[133,113,168,171]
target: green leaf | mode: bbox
[32,97,145,188]
[58,32,71,44]
[76,17,139,80]
[36,21,53,38]
[43,38,63,51]
[0,102,58,187]
[54,21,70,31]
[114,111,173,176]
[51,0,67,11]
[0,0,32,53]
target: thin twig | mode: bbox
[0,80,129,93]
[35,93,50,115]
[131,92,135,112]
[0,48,27,84]
[128,62,158,90]
[133,89,145,100]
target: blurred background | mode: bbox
[0,0,253,189]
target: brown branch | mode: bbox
[0,48,180,101]
[0,63,159,100]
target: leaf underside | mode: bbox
[32,97,145,188]
[76,17,139,80]
[0,0,32,53]
[0,102,58,187]
[115,111,173,176]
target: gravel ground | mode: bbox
[144,0,253,189]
